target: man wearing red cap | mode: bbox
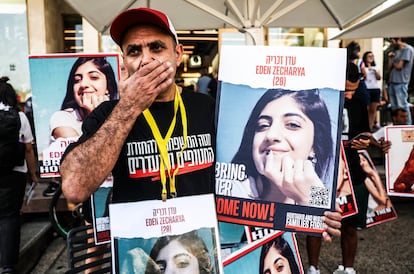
[60,6,341,251]
[61,7,217,203]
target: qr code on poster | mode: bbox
[309,186,329,207]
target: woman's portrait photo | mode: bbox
[28,54,119,177]
[146,231,214,274]
[259,236,301,274]
[232,88,334,206]
[223,232,301,274]
[50,56,118,140]
[216,84,341,210]
[117,228,220,274]
[357,149,397,227]
[358,150,390,211]
[336,143,357,217]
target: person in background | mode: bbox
[388,107,409,125]
[370,108,407,154]
[387,37,414,125]
[24,95,35,140]
[207,70,218,100]
[333,62,371,274]
[362,51,382,131]
[195,67,215,97]
[23,95,38,171]
[0,76,38,274]
[346,41,368,107]
[306,62,371,274]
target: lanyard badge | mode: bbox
[143,86,188,201]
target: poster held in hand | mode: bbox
[223,231,303,274]
[357,149,397,228]
[215,45,345,235]
[28,53,120,178]
[91,175,113,245]
[109,194,223,274]
[336,141,358,218]
[385,125,414,197]
[29,53,120,242]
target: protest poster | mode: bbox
[219,224,278,261]
[385,125,414,197]
[109,194,223,274]
[223,231,303,274]
[91,175,113,244]
[215,45,345,235]
[357,150,398,228]
[29,53,120,244]
[336,142,358,218]
[219,222,250,260]
[28,53,120,178]
[366,194,398,228]
[245,226,280,243]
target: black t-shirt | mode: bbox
[343,96,370,185]
[65,88,216,203]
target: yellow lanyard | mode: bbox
[143,86,187,201]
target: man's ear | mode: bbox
[175,44,184,68]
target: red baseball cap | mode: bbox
[110,7,178,47]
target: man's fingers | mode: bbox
[335,202,342,214]
[324,210,342,225]
[322,231,333,242]
[321,210,342,242]
[127,60,174,91]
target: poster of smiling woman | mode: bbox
[215,45,345,235]
[223,231,303,274]
[28,53,120,178]
[29,53,120,244]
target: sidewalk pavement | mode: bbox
[24,166,413,274]
[28,235,67,274]
[31,197,413,274]
[18,181,69,274]
[296,196,414,274]
[296,160,414,274]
